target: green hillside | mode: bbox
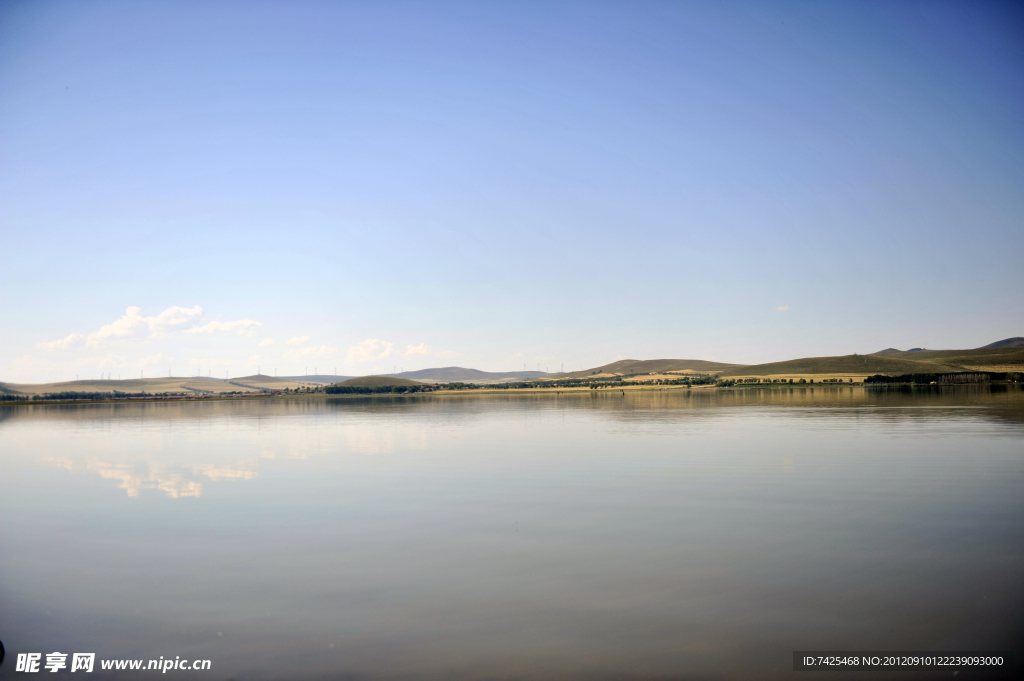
[979,337,1024,349]
[870,347,1024,368]
[719,354,961,378]
[334,376,425,388]
[560,358,742,378]
[390,367,548,383]
[0,374,315,396]
[233,374,290,384]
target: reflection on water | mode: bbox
[1,387,1022,680]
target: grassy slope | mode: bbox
[559,358,742,378]
[869,347,1024,368]
[719,354,963,377]
[334,376,426,388]
[279,374,355,384]
[0,375,312,396]
[229,375,315,389]
[979,337,1024,349]
[393,367,548,382]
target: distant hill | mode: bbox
[876,337,1023,355]
[980,337,1024,349]
[232,374,288,383]
[385,367,548,383]
[334,376,425,388]
[874,348,929,356]
[279,374,354,384]
[559,358,742,379]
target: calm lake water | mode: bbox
[2,387,1022,680]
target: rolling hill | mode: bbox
[718,354,963,378]
[870,343,1024,370]
[558,359,742,379]
[5,338,1019,397]
[720,338,1024,378]
[980,337,1024,349]
[0,374,315,396]
[279,374,355,384]
[384,367,549,383]
[333,376,426,388]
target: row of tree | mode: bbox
[864,372,1018,384]
[324,385,434,394]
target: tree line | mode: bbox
[864,372,1019,385]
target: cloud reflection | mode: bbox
[45,455,258,498]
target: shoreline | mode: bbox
[4,381,1021,407]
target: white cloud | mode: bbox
[345,339,394,364]
[405,343,431,357]
[150,306,204,330]
[39,333,84,351]
[777,305,789,311]
[88,306,204,345]
[185,319,260,336]
[284,345,338,360]
[287,336,310,345]
[37,305,259,355]
[87,306,149,343]
[259,338,275,347]
[248,355,261,363]
[434,350,462,360]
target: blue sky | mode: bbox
[2,0,1022,382]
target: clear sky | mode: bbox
[2,0,1022,382]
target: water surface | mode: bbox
[2,387,1022,679]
